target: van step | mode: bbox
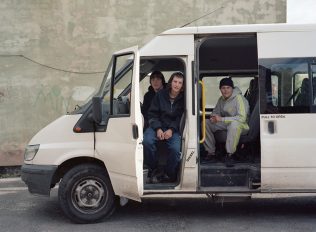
[249,179,261,189]
[144,182,177,190]
[200,163,260,188]
[199,186,259,193]
[201,171,248,187]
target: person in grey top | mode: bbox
[204,77,249,166]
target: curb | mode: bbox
[0,166,21,178]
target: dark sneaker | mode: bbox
[151,175,160,184]
[160,174,171,183]
[225,154,235,167]
[203,152,217,163]
[150,168,164,184]
[145,168,152,184]
[160,174,177,183]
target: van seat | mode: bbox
[113,97,130,114]
[214,101,259,145]
[294,78,310,106]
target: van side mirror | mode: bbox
[92,96,102,124]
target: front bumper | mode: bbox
[21,164,58,196]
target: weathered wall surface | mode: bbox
[0,0,286,166]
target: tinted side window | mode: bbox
[259,58,315,114]
[311,64,316,105]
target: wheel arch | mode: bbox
[51,157,109,187]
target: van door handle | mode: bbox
[267,121,275,134]
[132,124,139,139]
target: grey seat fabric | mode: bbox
[294,78,310,106]
[214,101,259,144]
[113,97,130,114]
[179,112,186,135]
[244,77,258,113]
[239,101,259,143]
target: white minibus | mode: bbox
[21,23,316,223]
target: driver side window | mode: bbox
[110,53,134,116]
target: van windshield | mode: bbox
[69,58,113,114]
[71,54,133,115]
[97,57,114,97]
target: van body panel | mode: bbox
[261,114,316,168]
[178,56,199,191]
[181,166,198,190]
[21,24,316,223]
[261,114,316,190]
[162,23,316,35]
[95,46,143,201]
[258,31,316,58]
[258,30,316,190]
[29,115,94,165]
[140,35,194,57]
[176,126,198,191]
[38,143,95,165]
[95,119,138,171]
[262,168,316,191]
[29,115,90,145]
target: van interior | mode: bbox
[138,33,315,192]
[138,57,186,189]
[137,34,261,191]
[197,34,260,191]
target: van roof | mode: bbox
[160,23,316,35]
[139,23,316,57]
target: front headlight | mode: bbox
[24,144,40,161]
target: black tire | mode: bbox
[58,164,115,223]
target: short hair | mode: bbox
[168,71,185,91]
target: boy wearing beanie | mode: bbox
[203,77,249,167]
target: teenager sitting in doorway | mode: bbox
[141,71,166,129]
[143,72,185,182]
[203,77,249,167]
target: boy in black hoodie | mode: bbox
[143,72,185,182]
[141,71,166,129]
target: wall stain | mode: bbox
[33,85,71,113]
[0,92,4,103]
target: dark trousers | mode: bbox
[143,127,181,179]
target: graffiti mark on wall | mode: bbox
[33,85,71,113]
[33,85,96,114]
[0,92,4,103]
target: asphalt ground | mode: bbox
[1,177,316,232]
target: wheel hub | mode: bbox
[74,179,105,209]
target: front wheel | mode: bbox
[58,164,115,223]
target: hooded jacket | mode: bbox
[213,87,249,129]
[141,86,156,128]
[148,88,184,133]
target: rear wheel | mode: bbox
[58,164,115,223]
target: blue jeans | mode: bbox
[143,127,181,179]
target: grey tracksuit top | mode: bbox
[213,87,249,129]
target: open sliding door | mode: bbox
[258,31,316,191]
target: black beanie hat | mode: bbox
[219,77,234,88]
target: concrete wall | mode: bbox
[0,0,286,166]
